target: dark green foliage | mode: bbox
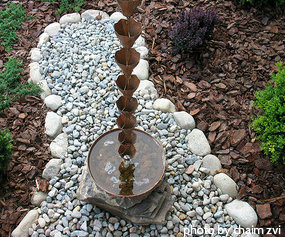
[0,129,13,181]
[0,58,42,112]
[0,2,30,51]
[241,0,285,7]
[169,7,219,53]
[44,0,85,14]
[252,62,285,164]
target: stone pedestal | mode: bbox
[77,166,173,225]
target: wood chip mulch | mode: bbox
[0,0,284,236]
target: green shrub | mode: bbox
[0,58,42,112]
[252,62,285,164]
[0,129,13,181]
[241,0,285,7]
[0,2,30,51]
[43,0,85,14]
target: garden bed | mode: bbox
[0,0,284,236]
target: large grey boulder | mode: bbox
[11,209,38,237]
[42,159,63,180]
[50,133,68,158]
[213,173,238,198]
[225,199,258,228]
[187,129,211,156]
[45,112,62,138]
[202,154,222,175]
[173,111,195,130]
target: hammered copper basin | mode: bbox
[88,128,165,197]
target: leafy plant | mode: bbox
[43,0,85,14]
[252,62,285,164]
[0,58,42,112]
[0,129,13,181]
[0,2,30,51]
[241,0,285,7]
[169,7,219,53]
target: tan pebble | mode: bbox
[179,214,186,220]
[141,227,145,234]
[78,110,82,116]
[170,185,173,194]
[102,62,108,67]
[185,165,195,175]
[170,171,175,175]
[98,74,104,80]
[211,206,217,213]
[177,233,183,237]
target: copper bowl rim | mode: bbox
[87,128,166,198]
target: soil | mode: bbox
[0,0,284,236]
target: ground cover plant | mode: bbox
[0,2,30,51]
[43,0,85,14]
[169,7,219,53]
[0,129,13,182]
[252,62,285,164]
[0,58,42,112]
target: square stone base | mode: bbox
[77,166,173,225]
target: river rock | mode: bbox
[39,80,51,100]
[44,95,62,111]
[133,59,149,80]
[137,80,157,97]
[11,210,38,237]
[110,12,127,22]
[134,35,146,48]
[50,133,68,158]
[213,173,238,198]
[60,13,81,25]
[30,48,41,62]
[152,98,175,113]
[31,191,47,206]
[42,159,63,180]
[173,111,195,130]
[45,112,62,137]
[44,22,60,36]
[187,129,211,156]
[202,154,222,175]
[225,200,258,228]
[37,33,49,47]
[81,10,109,20]
[136,46,149,59]
[29,62,41,84]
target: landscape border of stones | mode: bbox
[12,9,260,237]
